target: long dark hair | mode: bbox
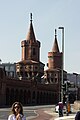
[11,102,23,115]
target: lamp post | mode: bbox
[58,27,64,103]
[73,73,78,101]
[0,59,2,64]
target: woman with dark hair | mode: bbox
[8,102,26,120]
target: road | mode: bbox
[0,108,37,120]
[0,105,55,120]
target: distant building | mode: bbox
[0,63,16,78]
[67,73,80,102]
[44,29,67,102]
[16,14,44,81]
[0,14,68,106]
[67,73,80,86]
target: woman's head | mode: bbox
[11,102,23,115]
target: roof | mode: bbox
[44,68,61,72]
[52,29,60,52]
[17,60,39,65]
[26,13,36,43]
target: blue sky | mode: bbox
[0,0,80,74]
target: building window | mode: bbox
[5,66,9,71]
[35,66,37,69]
[55,78,57,83]
[47,78,50,83]
[33,48,36,55]
[51,78,53,82]
[55,74,57,76]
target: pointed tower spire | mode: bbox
[52,29,59,52]
[30,13,32,23]
[26,13,36,42]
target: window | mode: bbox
[51,78,53,82]
[33,48,36,55]
[55,78,57,83]
[55,74,56,76]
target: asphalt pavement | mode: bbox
[27,105,77,120]
[0,105,77,120]
[44,106,77,120]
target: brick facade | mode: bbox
[0,14,67,106]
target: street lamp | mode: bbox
[0,59,2,64]
[58,27,64,103]
[73,73,78,101]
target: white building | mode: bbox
[0,62,16,78]
[67,73,80,87]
